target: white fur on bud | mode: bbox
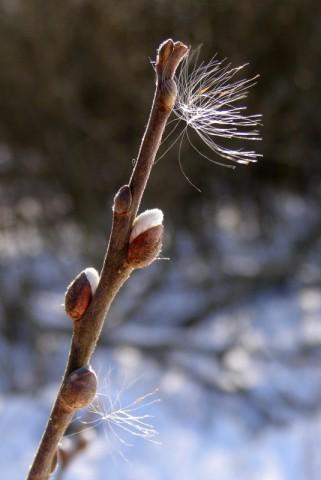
[83,267,100,294]
[128,209,164,269]
[65,267,100,321]
[130,209,164,242]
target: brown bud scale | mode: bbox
[127,224,163,269]
[113,185,132,214]
[60,367,97,413]
[156,38,188,79]
[65,272,93,321]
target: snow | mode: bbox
[2,354,321,480]
[1,187,321,478]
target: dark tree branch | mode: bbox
[27,39,188,479]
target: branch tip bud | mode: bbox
[157,39,174,65]
[156,39,188,80]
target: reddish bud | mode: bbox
[113,185,132,214]
[65,268,99,321]
[60,367,97,413]
[128,209,164,268]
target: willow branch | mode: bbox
[27,39,188,480]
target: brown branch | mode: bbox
[26,39,188,480]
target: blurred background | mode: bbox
[0,0,321,478]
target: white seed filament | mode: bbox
[173,49,262,165]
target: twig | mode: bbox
[27,39,188,480]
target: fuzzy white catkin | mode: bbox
[84,267,100,294]
[130,209,164,242]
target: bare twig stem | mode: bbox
[27,39,187,480]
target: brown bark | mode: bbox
[27,39,188,480]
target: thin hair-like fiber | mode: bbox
[174,48,262,165]
[157,46,262,187]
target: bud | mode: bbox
[156,39,188,80]
[128,209,164,268]
[64,267,99,321]
[60,367,97,413]
[113,184,132,214]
